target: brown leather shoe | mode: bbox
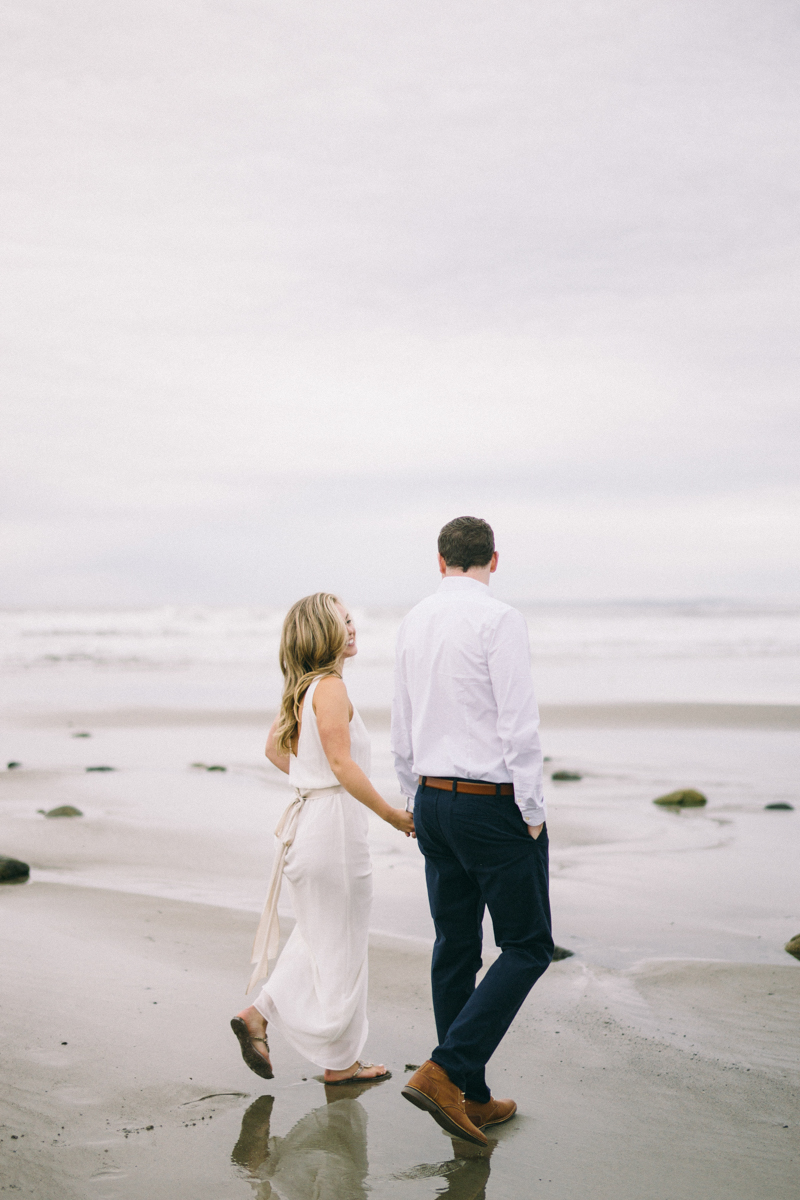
[464,1096,517,1129]
[401,1060,488,1147]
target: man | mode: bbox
[391,515,552,1147]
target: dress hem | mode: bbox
[254,992,369,1072]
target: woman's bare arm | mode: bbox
[264,716,291,775]
[314,676,415,837]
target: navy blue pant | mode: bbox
[413,781,553,1103]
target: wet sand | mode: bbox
[22,700,800,730]
[1,880,797,1200]
[1,706,799,1197]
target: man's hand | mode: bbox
[527,823,544,840]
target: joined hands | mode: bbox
[389,808,416,838]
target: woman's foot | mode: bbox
[323,1060,390,1084]
[231,1005,273,1079]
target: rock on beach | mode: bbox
[38,805,83,818]
[552,770,582,782]
[0,856,30,882]
[785,935,800,961]
[653,789,707,807]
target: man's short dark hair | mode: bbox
[438,516,495,572]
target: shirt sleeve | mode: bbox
[390,624,418,807]
[487,608,546,826]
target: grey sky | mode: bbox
[2,0,798,605]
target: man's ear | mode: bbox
[489,551,499,573]
[438,553,448,576]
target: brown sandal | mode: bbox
[230,1017,274,1080]
[325,1061,391,1086]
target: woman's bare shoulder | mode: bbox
[312,674,347,700]
[312,674,351,715]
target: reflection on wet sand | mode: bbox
[391,1138,493,1200]
[231,1083,493,1200]
[231,1088,369,1200]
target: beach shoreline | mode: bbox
[2,606,799,1196]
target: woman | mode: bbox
[231,593,415,1084]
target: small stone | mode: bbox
[86,766,114,772]
[404,1063,421,1071]
[785,935,800,961]
[653,789,707,807]
[543,756,552,762]
[190,762,207,769]
[41,805,83,818]
[552,945,574,961]
[0,856,30,882]
[7,762,21,770]
[765,803,794,811]
[552,770,582,782]
[206,765,227,772]
[71,732,91,738]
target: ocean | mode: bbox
[2,599,799,713]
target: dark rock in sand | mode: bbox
[765,802,794,811]
[39,805,83,818]
[404,1063,421,1071]
[552,945,575,961]
[71,731,91,738]
[552,770,582,782]
[7,762,21,769]
[190,762,207,769]
[653,788,707,807]
[785,935,800,961]
[0,856,30,882]
[85,766,114,772]
[543,756,552,762]
[206,765,227,772]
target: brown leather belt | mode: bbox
[420,776,515,797]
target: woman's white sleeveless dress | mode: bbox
[251,677,373,1070]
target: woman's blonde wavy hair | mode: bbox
[274,592,348,756]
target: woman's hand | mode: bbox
[386,807,416,838]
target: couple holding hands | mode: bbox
[231,516,553,1148]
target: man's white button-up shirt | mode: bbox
[391,576,546,827]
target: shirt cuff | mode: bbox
[516,798,546,826]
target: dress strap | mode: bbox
[246,784,342,993]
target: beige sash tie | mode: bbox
[247,784,343,994]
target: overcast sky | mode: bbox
[2,0,798,606]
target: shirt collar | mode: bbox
[437,575,491,594]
